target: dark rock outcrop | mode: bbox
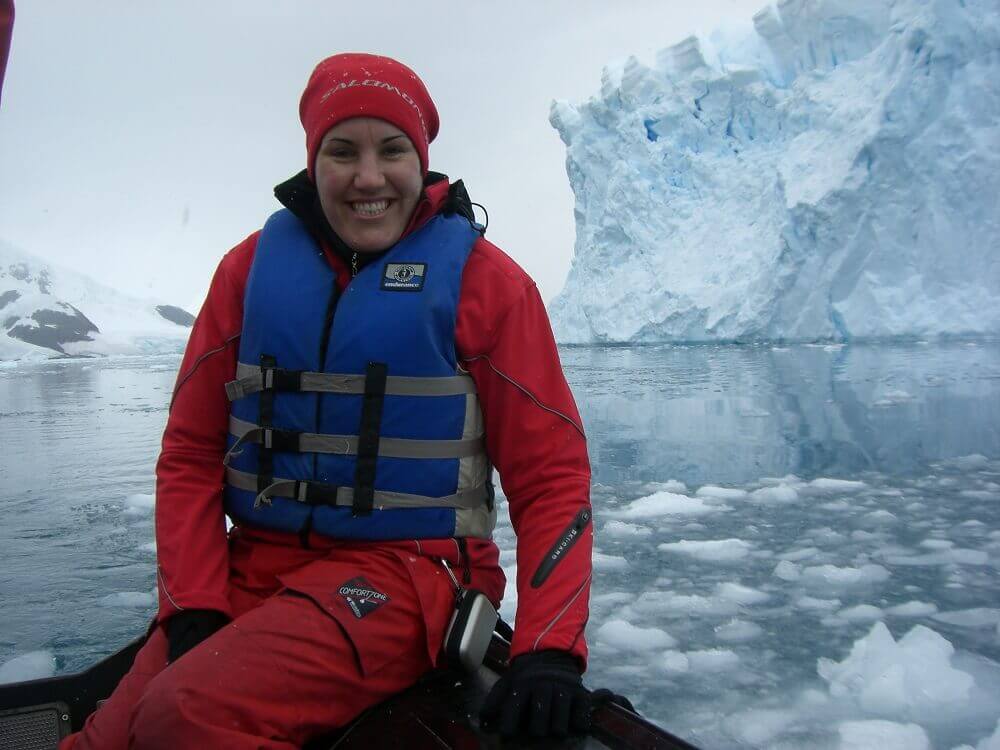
[155,305,195,327]
[5,303,99,354]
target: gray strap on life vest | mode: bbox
[225,467,491,511]
[225,361,477,401]
[224,416,485,466]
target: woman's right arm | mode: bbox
[154,232,258,624]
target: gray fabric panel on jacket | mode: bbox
[454,504,497,539]
[226,361,477,399]
[457,392,488,491]
[228,415,485,459]
[226,467,490,510]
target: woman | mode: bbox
[62,53,594,749]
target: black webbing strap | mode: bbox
[269,368,303,392]
[352,362,388,517]
[257,354,277,494]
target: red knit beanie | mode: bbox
[299,53,439,180]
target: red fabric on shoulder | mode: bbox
[154,232,257,622]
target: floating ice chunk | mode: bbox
[124,493,155,515]
[618,491,720,518]
[822,500,853,511]
[602,520,653,538]
[837,605,884,622]
[818,623,973,721]
[886,549,990,567]
[873,390,915,408]
[886,601,938,617]
[969,719,1000,750]
[499,563,518,622]
[100,591,155,608]
[865,510,898,524]
[797,596,842,611]
[809,478,868,493]
[695,485,748,500]
[950,549,990,565]
[595,619,677,651]
[659,539,752,562]
[661,651,690,672]
[920,539,955,550]
[725,708,797,746]
[802,564,890,587]
[139,541,156,554]
[758,475,802,487]
[773,560,802,581]
[932,609,1000,628]
[853,530,880,541]
[641,480,688,494]
[714,619,764,642]
[592,551,629,571]
[715,582,770,605]
[0,650,56,685]
[949,455,991,471]
[687,649,740,672]
[633,591,739,618]
[750,485,799,503]
[837,720,930,750]
[592,592,633,608]
[780,546,820,562]
[960,490,1000,500]
[810,527,848,545]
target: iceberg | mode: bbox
[549,0,1000,343]
[0,239,194,360]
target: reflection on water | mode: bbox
[563,340,1000,486]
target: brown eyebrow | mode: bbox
[323,135,407,146]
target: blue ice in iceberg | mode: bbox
[549,0,1000,343]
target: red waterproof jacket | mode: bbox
[155,176,594,667]
[0,0,13,105]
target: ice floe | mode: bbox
[837,720,930,750]
[0,650,56,684]
[658,539,753,562]
[601,520,653,538]
[595,619,677,651]
[616,491,722,518]
[818,623,973,721]
[99,591,155,608]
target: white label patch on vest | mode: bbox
[337,576,391,619]
[381,262,427,291]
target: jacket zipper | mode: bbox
[531,507,592,589]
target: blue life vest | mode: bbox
[222,209,495,541]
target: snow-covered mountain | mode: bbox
[549,0,1000,343]
[0,240,194,360]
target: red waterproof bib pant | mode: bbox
[61,179,593,749]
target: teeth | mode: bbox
[352,200,389,216]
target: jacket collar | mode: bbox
[272,170,453,271]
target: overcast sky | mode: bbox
[1,0,764,311]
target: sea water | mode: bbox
[1,341,999,749]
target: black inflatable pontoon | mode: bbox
[0,629,700,750]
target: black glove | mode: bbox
[479,650,591,738]
[165,609,229,664]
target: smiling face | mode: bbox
[314,117,424,254]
